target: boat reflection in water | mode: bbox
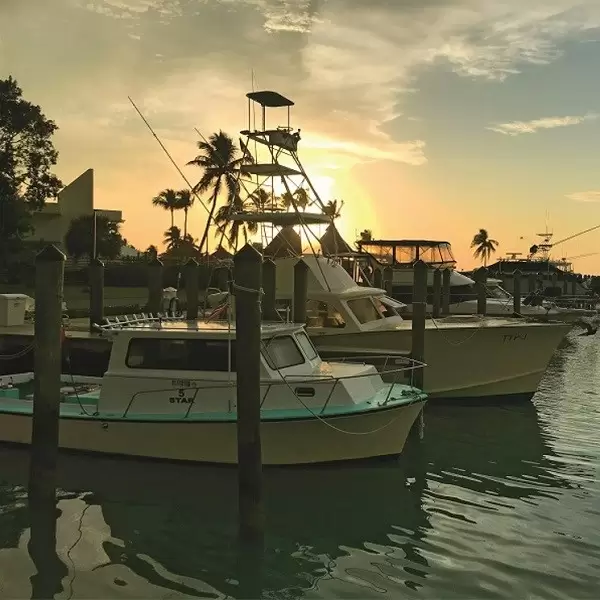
[0,399,574,599]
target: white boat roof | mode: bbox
[101,320,304,339]
[274,255,386,299]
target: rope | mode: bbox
[261,341,424,435]
[231,282,264,295]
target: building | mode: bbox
[27,168,122,250]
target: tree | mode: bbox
[152,188,179,228]
[163,225,182,251]
[471,228,499,266]
[0,76,62,269]
[279,187,311,211]
[214,195,258,251]
[64,215,124,260]
[359,229,373,241]
[176,189,194,238]
[187,131,252,255]
[323,199,344,219]
[145,244,158,259]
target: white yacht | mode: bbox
[269,256,571,402]
[0,321,426,465]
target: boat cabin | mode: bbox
[356,239,457,268]
[97,321,384,418]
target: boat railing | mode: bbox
[121,358,426,419]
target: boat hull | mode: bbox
[311,319,570,402]
[0,400,425,465]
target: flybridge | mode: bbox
[355,239,457,268]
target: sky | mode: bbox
[2,0,600,272]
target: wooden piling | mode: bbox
[233,244,264,543]
[373,268,383,289]
[513,269,522,316]
[262,259,277,321]
[147,257,164,313]
[432,268,442,319]
[441,268,451,316]
[474,267,487,315]
[528,273,536,294]
[216,266,230,292]
[29,244,65,508]
[383,266,393,296]
[89,257,104,331]
[551,271,558,289]
[563,276,569,296]
[411,260,427,439]
[293,259,309,324]
[184,258,199,320]
[571,278,578,296]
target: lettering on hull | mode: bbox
[169,388,195,404]
[502,334,528,343]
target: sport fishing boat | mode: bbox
[268,256,571,402]
[217,89,572,402]
[0,321,426,465]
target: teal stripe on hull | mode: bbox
[0,384,426,423]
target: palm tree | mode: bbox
[323,199,344,219]
[250,187,279,211]
[176,189,194,238]
[279,187,311,211]
[214,196,259,252]
[152,189,179,228]
[164,225,182,251]
[187,131,252,256]
[359,229,373,241]
[471,228,499,266]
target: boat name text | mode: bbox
[502,334,527,343]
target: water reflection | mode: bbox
[0,394,574,599]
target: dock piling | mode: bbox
[89,257,104,332]
[432,268,441,319]
[262,259,277,321]
[293,259,309,324]
[233,244,264,543]
[441,268,451,316]
[513,270,522,316]
[29,244,65,508]
[411,260,427,439]
[383,266,393,296]
[147,257,164,314]
[184,258,199,320]
[373,268,383,289]
[474,267,488,315]
[528,273,536,294]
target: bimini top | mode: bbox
[356,239,456,267]
[247,90,294,107]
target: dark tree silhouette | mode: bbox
[65,215,124,260]
[0,76,62,268]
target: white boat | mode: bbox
[266,256,571,402]
[198,90,572,403]
[0,321,426,465]
[354,239,594,323]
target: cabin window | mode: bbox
[262,336,305,369]
[347,297,383,324]
[125,338,236,371]
[376,297,399,317]
[305,300,346,328]
[295,331,318,360]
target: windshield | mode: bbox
[488,285,512,301]
[347,297,384,324]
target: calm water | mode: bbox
[0,331,599,599]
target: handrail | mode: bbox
[119,358,426,419]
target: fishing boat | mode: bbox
[212,89,572,402]
[0,321,426,465]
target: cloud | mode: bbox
[487,113,598,135]
[566,190,600,202]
